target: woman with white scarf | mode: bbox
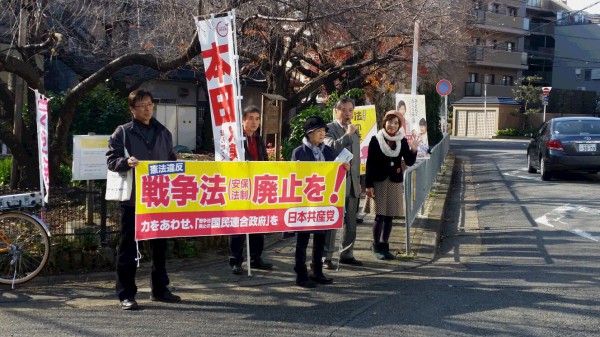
[365,110,418,260]
[291,116,350,288]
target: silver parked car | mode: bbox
[527,117,600,180]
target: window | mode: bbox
[507,6,517,16]
[489,3,500,13]
[585,69,592,81]
[469,73,479,82]
[506,42,514,52]
[576,68,582,79]
[502,75,514,86]
[473,0,481,10]
[472,37,481,45]
[484,74,495,84]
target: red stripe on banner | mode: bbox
[135,207,344,240]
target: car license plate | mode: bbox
[578,143,597,152]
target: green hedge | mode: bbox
[496,128,535,137]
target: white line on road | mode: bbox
[535,204,599,242]
[503,168,540,181]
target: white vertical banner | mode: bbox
[35,90,50,204]
[195,11,245,162]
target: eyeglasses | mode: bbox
[134,103,154,109]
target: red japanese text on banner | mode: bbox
[195,12,244,161]
[35,90,50,203]
[134,161,347,240]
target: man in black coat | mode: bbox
[107,90,181,310]
[228,105,273,275]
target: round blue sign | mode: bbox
[436,79,452,96]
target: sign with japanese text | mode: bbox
[395,94,429,159]
[195,12,244,161]
[351,105,377,175]
[35,90,50,203]
[134,161,347,240]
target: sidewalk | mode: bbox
[13,156,454,306]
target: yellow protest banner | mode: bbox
[134,161,346,240]
[352,105,377,174]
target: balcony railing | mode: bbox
[527,0,541,8]
[467,46,528,69]
[529,22,553,34]
[472,9,529,32]
[464,82,517,97]
[527,46,554,60]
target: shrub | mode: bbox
[281,89,364,160]
[0,157,11,187]
[496,128,535,137]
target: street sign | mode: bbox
[542,86,552,96]
[543,96,548,106]
[436,79,452,96]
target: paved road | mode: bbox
[1,138,599,336]
[425,138,600,336]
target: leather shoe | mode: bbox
[231,264,244,275]
[309,274,333,285]
[120,298,139,310]
[150,290,181,303]
[339,257,363,266]
[250,258,273,270]
[296,278,318,288]
[323,259,335,270]
[357,218,364,224]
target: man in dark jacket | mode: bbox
[228,105,273,275]
[106,90,181,310]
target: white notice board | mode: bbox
[72,135,110,181]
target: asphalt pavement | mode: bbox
[4,155,457,309]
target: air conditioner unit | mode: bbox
[576,86,586,91]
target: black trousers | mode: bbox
[116,206,170,300]
[229,234,264,266]
[294,231,325,280]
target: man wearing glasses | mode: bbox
[323,96,363,268]
[107,90,181,310]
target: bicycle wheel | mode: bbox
[0,212,50,285]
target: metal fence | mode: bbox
[1,185,229,273]
[403,133,451,252]
[0,186,124,249]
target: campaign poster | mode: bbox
[395,94,429,159]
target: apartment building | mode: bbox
[552,10,600,94]
[452,0,529,137]
[524,0,569,84]
[452,0,572,137]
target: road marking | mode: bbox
[503,168,540,181]
[535,205,599,242]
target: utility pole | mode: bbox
[10,0,29,189]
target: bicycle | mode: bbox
[0,192,51,288]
